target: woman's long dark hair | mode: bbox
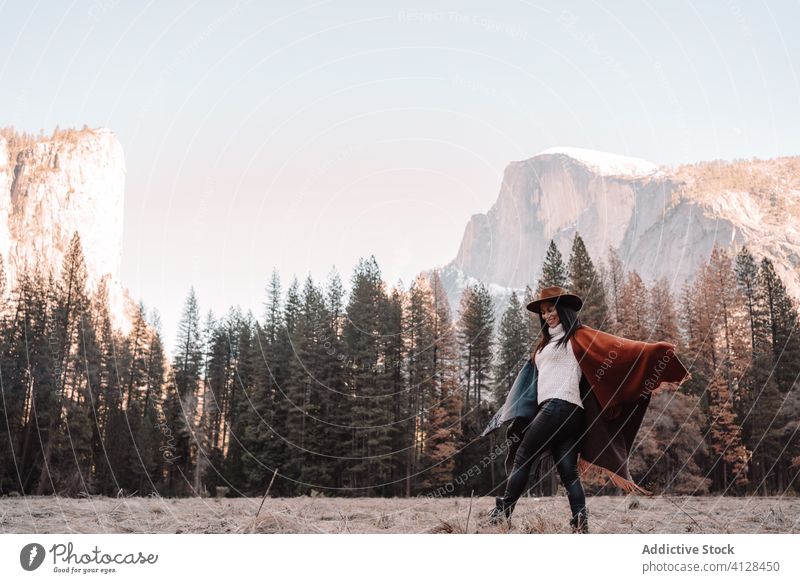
[533,302,583,357]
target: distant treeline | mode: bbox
[1,232,799,498]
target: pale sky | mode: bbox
[1,0,798,355]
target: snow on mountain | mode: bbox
[534,146,660,178]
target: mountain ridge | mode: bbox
[433,147,800,317]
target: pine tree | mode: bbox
[2,247,170,497]
[252,268,288,493]
[686,246,751,492]
[648,277,681,347]
[735,245,764,354]
[279,276,305,491]
[320,267,350,492]
[734,245,770,490]
[35,232,91,495]
[194,309,219,496]
[283,277,302,335]
[457,282,495,409]
[707,246,750,391]
[261,274,294,496]
[90,276,127,495]
[384,283,408,496]
[618,270,650,341]
[123,301,150,411]
[138,309,167,495]
[746,369,784,493]
[492,291,529,403]
[758,257,800,393]
[8,269,57,493]
[402,273,437,495]
[454,281,497,495]
[745,256,800,492]
[202,312,230,495]
[341,257,395,494]
[235,319,280,495]
[537,240,567,291]
[293,275,337,490]
[522,284,539,341]
[0,254,24,493]
[166,286,203,495]
[282,277,311,492]
[263,269,282,344]
[325,267,345,334]
[708,368,751,491]
[677,278,704,397]
[204,310,254,495]
[604,246,627,334]
[566,232,609,328]
[420,270,463,491]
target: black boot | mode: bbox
[569,508,588,533]
[486,496,516,526]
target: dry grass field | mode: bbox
[1,494,798,534]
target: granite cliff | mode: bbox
[0,126,132,330]
[437,146,800,315]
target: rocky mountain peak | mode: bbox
[0,126,133,331]
[438,147,800,316]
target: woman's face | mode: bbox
[541,301,560,327]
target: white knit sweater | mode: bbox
[533,322,584,408]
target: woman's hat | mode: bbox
[526,286,583,314]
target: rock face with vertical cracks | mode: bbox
[438,146,800,312]
[0,127,132,331]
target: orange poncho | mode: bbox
[483,324,692,495]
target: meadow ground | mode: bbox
[1,495,798,534]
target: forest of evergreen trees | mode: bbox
[1,231,799,498]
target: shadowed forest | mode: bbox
[1,231,799,499]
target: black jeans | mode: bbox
[500,398,586,518]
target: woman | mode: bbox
[481,286,691,533]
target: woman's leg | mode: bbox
[550,405,586,521]
[496,400,573,515]
[504,416,531,476]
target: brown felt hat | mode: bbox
[526,285,583,314]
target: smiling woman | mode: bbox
[532,305,584,410]
[485,286,589,532]
[482,285,692,533]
